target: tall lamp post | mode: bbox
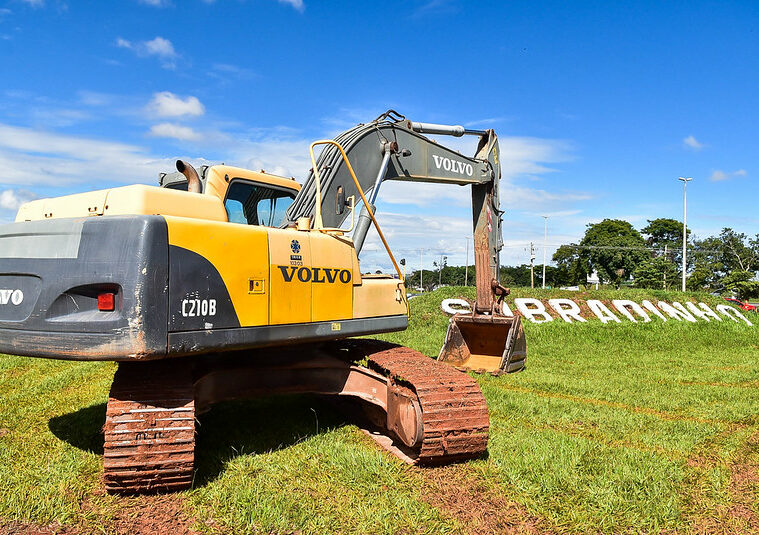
[542,215,548,289]
[678,177,692,292]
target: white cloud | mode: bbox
[0,122,175,187]
[147,92,204,118]
[242,139,311,177]
[277,0,304,11]
[77,90,114,107]
[211,63,256,80]
[116,36,178,68]
[29,108,91,128]
[143,36,176,58]
[0,121,311,189]
[683,135,704,150]
[149,123,200,141]
[20,0,43,6]
[375,135,580,211]
[711,170,728,181]
[0,189,36,211]
[463,117,506,127]
[138,0,172,6]
[710,168,747,182]
[412,0,456,17]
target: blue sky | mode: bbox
[0,0,756,271]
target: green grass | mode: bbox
[1,287,758,533]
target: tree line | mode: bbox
[403,218,759,300]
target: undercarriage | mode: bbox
[103,340,489,494]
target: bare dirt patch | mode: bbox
[0,520,79,535]
[2,495,197,535]
[420,465,549,534]
[106,494,196,535]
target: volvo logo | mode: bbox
[0,289,23,306]
[432,154,474,177]
[277,266,352,284]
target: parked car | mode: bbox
[724,298,758,313]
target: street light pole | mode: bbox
[678,176,692,292]
[542,216,548,289]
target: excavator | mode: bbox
[0,110,525,494]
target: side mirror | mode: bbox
[335,186,346,215]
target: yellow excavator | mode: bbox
[0,110,525,494]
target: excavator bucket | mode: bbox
[438,314,526,374]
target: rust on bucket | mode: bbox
[438,314,526,374]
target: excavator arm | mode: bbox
[287,111,526,373]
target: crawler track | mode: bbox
[341,340,490,463]
[101,341,488,494]
[103,362,195,494]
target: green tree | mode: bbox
[688,229,758,292]
[499,265,532,287]
[641,218,689,265]
[578,219,648,288]
[641,218,687,250]
[722,270,759,301]
[717,228,757,273]
[633,256,679,290]
[686,265,715,292]
[552,244,589,286]
[689,236,725,290]
[404,269,437,291]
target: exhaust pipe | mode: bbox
[176,160,202,193]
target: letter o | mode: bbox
[339,270,351,283]
[465,164,473,176]
[441,298,471,316]
[443,158,451,171]
[11,289,23,305]
[298,267,312,282]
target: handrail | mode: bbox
[308,140,403,281]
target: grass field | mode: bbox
[1,288,758,534]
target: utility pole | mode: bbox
[678,177,692,292]
[663,244,668,290]
[542,216,548,289]
[530,242,535,289]
[464,238,470,287]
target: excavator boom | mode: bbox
[288,110,526,373]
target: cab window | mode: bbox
[224,180,295,227]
